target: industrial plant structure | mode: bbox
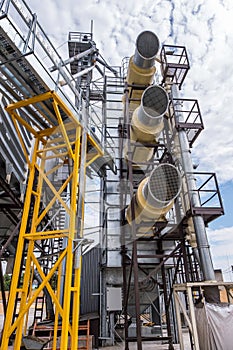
[0,1,233,350]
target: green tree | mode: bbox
[3,274,11,291]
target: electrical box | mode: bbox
[106,287,122,311]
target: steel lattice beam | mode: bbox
[1,91,103,350]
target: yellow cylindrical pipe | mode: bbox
[127,56,156,85]
[126,56,156,106]
[126,164,181,234]
[125,31,160,108]
[131,84,168,140]
[124,85,169,165]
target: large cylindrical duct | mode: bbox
[125,84,169,164]
[133,31,160,69]
[125,31,160,108]
[126,164,181,234]
[132,84,169,140]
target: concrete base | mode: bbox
[98,329,191,350]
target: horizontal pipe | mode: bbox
[59,65,95,86]
[126,164,181,233]
[50,46,97,72]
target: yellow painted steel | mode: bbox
[53,259,62,350]
[1,91,104,350]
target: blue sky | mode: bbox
[213,183,233,229]
[207,182,233,281]
[28,0,233,279]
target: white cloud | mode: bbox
[29,0,233,183]
[26,0,233,274]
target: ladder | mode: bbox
[33,295,45,324]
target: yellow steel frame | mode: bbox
[1,91,103,350]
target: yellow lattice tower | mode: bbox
[1,91,103,349]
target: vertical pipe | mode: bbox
[161,264,174,349]
[124,82,142,350]
[121,245,129,350]
[97,76,107,347]
[132,243,142,350]
[119,99,129,349]
[172,84,215,282]
[100,269,108,346]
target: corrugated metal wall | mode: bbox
[80,244,100,315]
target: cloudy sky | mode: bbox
[28,0,233,280]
